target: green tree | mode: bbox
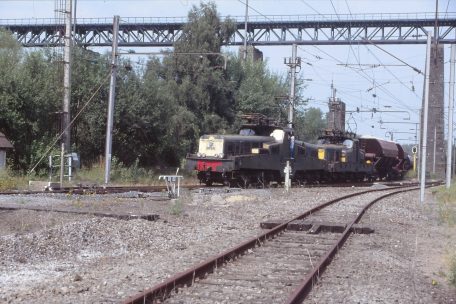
[169,2,236,134]
[294,107,326,143]
[0,30,61,171]
[0,2,303,172]
[130,1,238,166]
[233,58,287,116]
[70,48,110,166]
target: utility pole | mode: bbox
[447,44,455,188]
[104,15,120,184]
[59,0,72,188]
[62,0,72,153]
[283,44,300,191]
[420,32,432,203]
[286,44,299,128]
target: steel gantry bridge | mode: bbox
[1,13,456,48]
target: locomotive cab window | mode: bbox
[226,143,234,155]
[240,128,255,136]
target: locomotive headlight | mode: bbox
[341,151,347,163]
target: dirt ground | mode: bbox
[0,186,455,303]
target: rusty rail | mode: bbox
[284,182,441,303]
[0,184,202,196]
[121,183,421,304]
[0,205,159,221]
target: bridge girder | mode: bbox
[1,16,455,47]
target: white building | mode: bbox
[0,132,13,170]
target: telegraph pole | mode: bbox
[446,44,455,188]
[420,32,432,203]
[104,15,120,184]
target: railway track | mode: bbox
[0,180,430,224]
[122,182,440,304]
[0,184,203,196]
[0,180,417,196]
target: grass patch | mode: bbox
[74,158,159,185]
[448,254,456,287]
[435,184,456,226]
[404,169,417,179]
[74,159,197,186]
[0,170,29,191]
[169,190,192,216]
[435,184,456,287]
[169,198,184,216]
[1,158,196,190]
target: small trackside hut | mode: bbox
[0,132,13,170]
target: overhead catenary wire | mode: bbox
[310,44,421,113]
[362,39,423,75]
[364,48,421,99]
[323,0,420,115]
[282,0,424,123]
[292,0,422,117]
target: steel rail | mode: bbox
[0,181,416,196]
[0,184,202,196]
[0,205,159,221]
[121,183,422,304]
[284,183,440,303]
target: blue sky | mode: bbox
[1,0,455,143]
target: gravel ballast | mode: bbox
[0,186,454,303]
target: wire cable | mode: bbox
[28,72,111,174]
